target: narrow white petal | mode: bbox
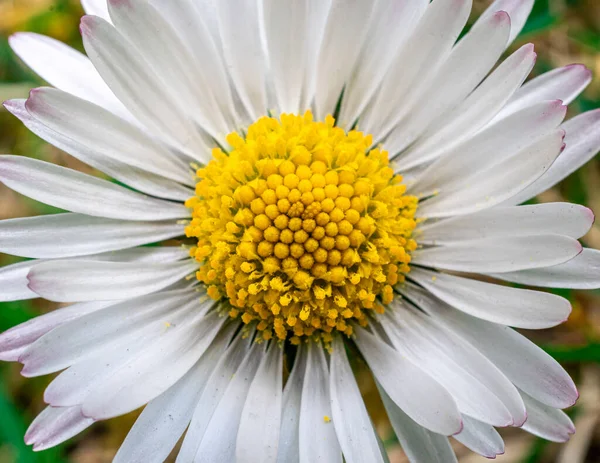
[500,64,592,119]
[216,0,268,121]
[418,203,594,244]
[299,342,342,463]
[507,109,600,205]
[26,87,193,185]
[277,345,306,463]
[25,406,93,451]
[0,213,183,259]
[476,0,534,45]
[21,289,199,377]
[9,33,127,118]
[0,156,190,221]
[408,288,578,409]
[453,415,505,459]
[191,343,265,463]
[383,306,526,427]
[81,0,110,21]
[364,0,472,137]
[149,0,238,129]
[0,259,40,302]
[236,342,283,463]
[314,0,376,120]
[0,300,116,361]
[82,311,225,420]
[410,101,567,196]
[263,0,308,114]
[490,247,600,289]
[355,327,462,435]
[379,386,457,463]
[521,391,575,442]
[330,336,385,463]
[338,0,428,128]
[399,44,536,170]
[3,99,192,201]
[412,235,582,273]
[416,129,565,218]
[177,333,253,462]
[409,267,571,329]
[113,325,235,463]
[81,15,212,162]
[384,10,511,154]
[300,0,332,111]
[107,0,230,141]
[27,258,196,303]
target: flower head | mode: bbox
[1,0,600,461]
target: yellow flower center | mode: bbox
[185,111,418,344]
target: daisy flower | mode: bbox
[1,0,600,461]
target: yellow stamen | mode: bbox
[186,111,418,343]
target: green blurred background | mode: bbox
[0,0,599,462]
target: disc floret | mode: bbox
[185,111,417,343]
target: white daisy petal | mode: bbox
[277,345,306,463]
[412,235,582,274]
[330,336,385,463]
[21,289,199,378]
[263,0,309,114]
[498,63,592,121]
[1,247,186,303]
[314,0,376,120]
[0,300,116,362]
[107,0,230,141]
[82,311,225,420]
[190,342,265,463]
[148,0,238,129]
[355,326,462,435]
[299,342,342,463]
[0,156,190,221]
[399,43,536,170]
[384,9,511,154]
[0,259,40,302]
[384,305,526,427]
[216,0,268,121]
[299,0,332,111]
[25,87,193,185]
[410,100,567,196]
[364,0,472,137]
[453,415,505,459]
[113,324,235,463]
[477,0,534,45]
[506,109,600,205]
[177,332,253,462]
[43,333,151,407]
[408,289,578,409]
[490,247,600,289]
[0,213,183,259]
[417,203,593,244]
[236,341,283,463]
[9,33,128,119]
[80,15,212,162]
[3,99,193,201]
[379,386,458,463]
[81,0,110,21]
[416,129,565,218]
[338,0,428,128]
[520,391,575,442]
[27,258,197,303]
[25,405,94,452]
[408,268,571,329]
[42,298,216,409]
